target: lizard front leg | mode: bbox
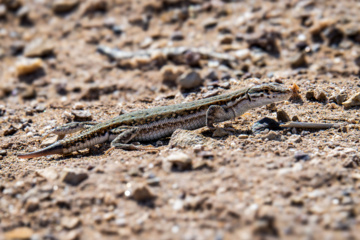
[42,121,98,141]
[206,105,236,129]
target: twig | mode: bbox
[280,122,339,129]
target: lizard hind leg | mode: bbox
[109,127,158,152]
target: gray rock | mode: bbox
[252,117,282,134]
[24,38,54,57]
[290,52,307,68]
[130,184,156,201]
[53,0,79,13]
[61,169,88,186]
[163,152,192,172]
[177,70,203,89]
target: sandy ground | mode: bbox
[1,0,360,239]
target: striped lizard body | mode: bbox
[18,83,293,159]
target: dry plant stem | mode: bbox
[280,122,339,129]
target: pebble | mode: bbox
[330,93,347,105]
[129,184,156,201]
[342,92,360,109]
[40,135,58,147]
[61,168,89,186]
[15,58,43,76]
[71,110,92,121]
[35,168,59,181]
[305,90,316,101]
[290,52,307,68]
[24,38,54,57]
[25,197,39,212]
[316,91,328,103]
[202,17,217,29]
[276,109,291,123]
[61,216,81,229]
[262,131,280,141]
[288,135,302,143]
[52,0,79,13]
[0,149,7,156]
[4,227,33,240]
[3,125,18,136]
[252,117,282,134]
[80,85,101,101]
[219,34,233,44]
[163,152,192,172]
[72,102,85,110]
[161,65,185,87]
[0,4,6,18]
[294,152,310,161]
[177,70,203,89]
[235,49,250,60]
[170,31,184,41]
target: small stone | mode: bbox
[342,92,360,109]
[262,131,280,141]
[170,31,184,41]
[212,128,229,138]
[161,65,185,87]
[25,197,39,212]
[129,184,156,201]
[276,109,291,123]
[3,125,18,136]
[330,94,347,105]
[36,168,59,181]
[15,58,43,76]
[252,117,282,134]
[170,129,219,148]
[163,152,192,172]
[72,102,85,110]
[177,70,203,89]
[0,150,7,156]
[288,135,302,143]
[238,134,248,139]
[71,110,92,121]
[81,0,107,15]
[146,177,160,186]
[184,51,201,67]
[21,86,37,100]
[5,227,33,240]
[0,4,6,18]
[253,216,279,237]
[219,34,233,44]
[61,216,81,230]
[294,152,310,161]
[305,90,316,101]
[40,135,58,147]
[184,195,208,210]
[64,230,81,240]
[80,85,101,101]
[24,38,54,57]
[203,18,217,29]
[316,91,328,103]
[52,0,79,13]
[61,168,88,186]
[290,52,307,68]
[235,49,250,60]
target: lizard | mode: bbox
[17,83,295,159]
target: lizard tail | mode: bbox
[17,142,64,159]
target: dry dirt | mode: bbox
[1,0,360,239]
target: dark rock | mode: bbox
[324,26,344,47]
[305,90,316,101]
[290,52,307,68]
[170,31,184,41]
[294,152,310,161]
[177,70,203,90]
[252,117,282,134]
[276,109,291,123]
[130,184,156,201]
[3,125,18,136]
[52,0,79,13]
[61,169,88,186]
